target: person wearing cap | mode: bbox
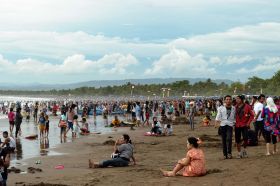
[215,95,235,159]
[235,95,254,158]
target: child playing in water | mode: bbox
[58,111,67,140]
[45,115,50,137]
[80,117,90,134]
[73,115,80,138]
[161,137,206,177]
[38,112,46,139]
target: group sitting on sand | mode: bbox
[88,134,205,178]
[146,117,173,136]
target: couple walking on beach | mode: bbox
[215,94,280,159]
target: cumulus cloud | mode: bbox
[237,57,280,74]
[0,31,167,60]
[169,22,280,57]
[210,56,253,65]
[0,53,138,76]
[145,48,216,77]
[1,22,280,82]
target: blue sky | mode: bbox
[0,0,279,84]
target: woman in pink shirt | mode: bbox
[161,137,206,177]
[8,108,15,133]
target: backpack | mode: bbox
[247,129,258,146]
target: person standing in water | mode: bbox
[15,108,23,139]
[8,108,15,134]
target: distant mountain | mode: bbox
[0,78,233,91]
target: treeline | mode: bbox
[1,70,280,96]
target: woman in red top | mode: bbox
[8,108,15,133]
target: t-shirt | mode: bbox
[9,137,16,148]
[38,116,46,125]
[118,143,134,160]
[254,102,264,121]
[61,114,67,121]
[8,112,15,122]
[164,124,173,134]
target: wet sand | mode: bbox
[8,118,280,186]
[0,114,122,163]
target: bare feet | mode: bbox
[89,159,93,168]
[89,159,99,168]
[160,169,176,177]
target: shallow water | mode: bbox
[0,114,127,165]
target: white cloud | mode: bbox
[237,57,280,74]
[209,56,253,65]
[0,22,280,82]
[225,56,253,65]
[0,31,167,60]
[169,22,280,57]
[0,53,138,76]
[145,48,216,77]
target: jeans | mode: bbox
[221,125,233,157]
[100,157,129,168]
[189,116,194,130]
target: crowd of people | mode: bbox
[0,93,279,184]
[215,94,280,159]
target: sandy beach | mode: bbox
[8,118,280,186]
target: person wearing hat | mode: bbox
[235,95,254,158]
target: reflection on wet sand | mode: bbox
[40,138,49,156]
[0,114,122,163]
[15,139,22,160]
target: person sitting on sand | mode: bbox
[89,134,136,168]
[201,115,211,127]
[111,115,122,127]
[163,123,173,136]
[151,117,162,135]
[161,137,206,177]
[0,131,16,153]
[80,117,90,134]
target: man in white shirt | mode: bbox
[253,94,265,140]
[215,95,236,159]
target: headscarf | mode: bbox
[266,97,278,113]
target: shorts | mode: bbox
[39,124,45,132]
[9,121,15,125]
[136,116,141,121]
[235,127,248,144]
[60,126,66,134]
[67,121,74,131]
